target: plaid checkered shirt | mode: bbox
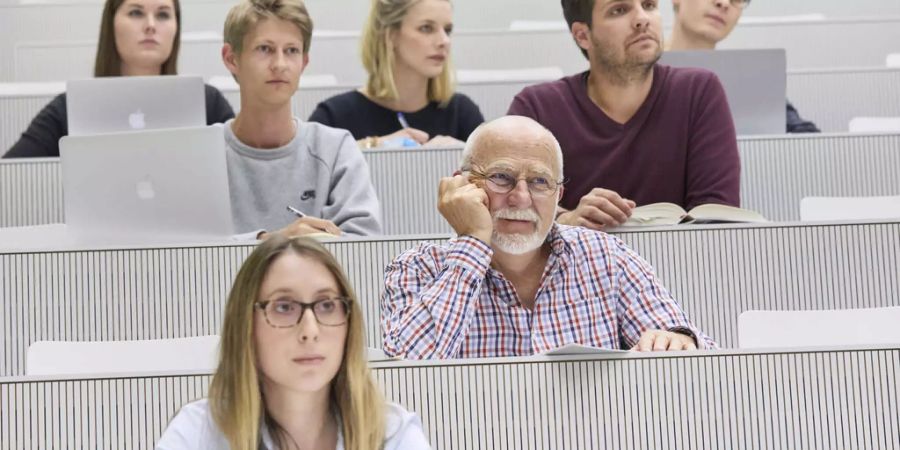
[382,224,717,359]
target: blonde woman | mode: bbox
[157,236,431,449]
[4,0,234,158]
[308,0,483,148]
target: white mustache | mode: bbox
[493,208,540,222]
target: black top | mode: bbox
[3,84,235,158]
[308,90,485,141]
[786,101,820,133]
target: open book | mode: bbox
[623,203,767,226]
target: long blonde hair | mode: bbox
[208,236,386,450]
[360,0,455,106]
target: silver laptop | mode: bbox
[66,75,206,136]
[59,126,233,244]
[660,49,786,135]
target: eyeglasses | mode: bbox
[730,0,751,8]
[466,167,563,197]
[255,297,351,328]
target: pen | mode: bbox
[396,112,411,129]
[286,205,306,218]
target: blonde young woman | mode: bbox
[308,0,484,148]
[157,236,431,449]
[3,0,234,158]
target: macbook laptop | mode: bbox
[59,126,233,244]
[66,75,206,136]
[660,49,786,135]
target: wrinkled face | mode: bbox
[673,0,743,45]
[254,252,347,396]
[113,0,177,73]
[225,18,308,107]
[469,130,562,255]
[390,0,453,80]
[577,0,663,71]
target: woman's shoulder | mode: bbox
[382,402,432,449]
[447,92,478,108]
[156,399,230,450]
[318,90,373,111]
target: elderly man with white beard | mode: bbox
[380,116,716,359]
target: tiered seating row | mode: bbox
[4,134,900,233]
[2,221,898,376]
[2,348,898,449]
[3,67,898,155]
[7,19,900,84]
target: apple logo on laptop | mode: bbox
[136,175,156,200]
[128,110,146,130]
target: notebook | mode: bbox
[59,126,233,244]
[66,75,206,136]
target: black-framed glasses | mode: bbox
[729,0,750,9]
[466,167,563,197]
[255,297,351,328]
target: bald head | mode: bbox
[461,116,564,178]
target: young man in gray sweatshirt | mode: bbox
[221,0,382,239]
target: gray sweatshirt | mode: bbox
[224,118,382,237]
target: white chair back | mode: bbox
[849,117,900,132]
[738,308,900,348]
[800,195,900,221]
[26,336,220,376]
[887,53,900,68]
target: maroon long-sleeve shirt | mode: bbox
[508,64,740,210]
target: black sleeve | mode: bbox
[453,93,485,140]
[4,93,68,158]
[204,84,236,125]
[786,101,820,133]
[308,101,336,127]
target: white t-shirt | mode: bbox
[156,399,431,450]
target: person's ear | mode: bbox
[299,52,310,76]
[557,185,565,203]
[571,22,592,54]
[222,43,240,77]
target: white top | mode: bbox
[156,399,432,450]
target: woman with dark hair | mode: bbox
[3,0,234,158]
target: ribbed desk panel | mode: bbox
[2,223,899,377]
[4,133,900,230]
[2,349,898,449]
[788,68,900,132]
[363,148,459,235]
[615,222,900,349]
[0,237,442,377]
[0,158,64,227]
[738,133,900,222]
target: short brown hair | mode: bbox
[94,0,182,76]
[561,0,595,59]
[223,0,313,55]
[361,0,455,105]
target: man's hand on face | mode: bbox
[438,174,493,244]
[557,188,636,230]
[631,329,698,352]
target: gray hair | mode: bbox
[460,117,564,179]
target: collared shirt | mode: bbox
[382,224,717,359]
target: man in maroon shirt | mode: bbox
[507,0,740,229]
